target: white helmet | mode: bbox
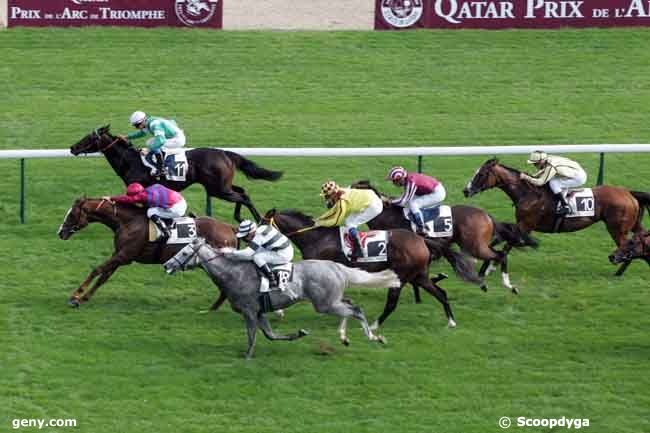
[236,220,257,238]
[129,111,147,126]
[527,150,548,164]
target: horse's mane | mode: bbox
[486,157,521,175]
[280,209,315,225]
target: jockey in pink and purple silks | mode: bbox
[109,183,187,239]
[386,166,446,234]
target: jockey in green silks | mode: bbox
[120,111,186,177]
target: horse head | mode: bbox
[350,179,387,199]
[609,231,649,264]
[58,197,90,239]
[463,158,503,197]
[164,237,210,274]
[70,125,118,155]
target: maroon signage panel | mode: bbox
[376,0,650,29]
[8,0,222,28]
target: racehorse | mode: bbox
[261,209,481,329]
[58,197,237,307]
[164,238,400,359]
[351,180,539,294]
[463,158,650,275]
[70,125,283,222]
[609,230,650,267]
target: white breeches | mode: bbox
[344,196,383,229]
[549,170,587,195]
[146,130,186,150]
[146,199,187,219]
[408,184,446,216]
[253,247,294,267]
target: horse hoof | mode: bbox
[275,309,285,319]
[511,286,519,295]
[198,310,210,314]
[68,298,80,308]
[448,319,457,328]
[376,335,387,345]
[298,329,310,337]
[480,284,488,292]
[369,321,379,331]
[341,337,350,346]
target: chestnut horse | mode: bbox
[463,158,650,275]
[259,209,481,329]
[609,230,650,267]
[70,125,283,222]
[351,180,538,294]
[58,197,237,307]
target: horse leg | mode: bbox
[338,318,350,346]
[415,275,456,328]
[497,245,517,294]
[81,267,118,303]
[478,260,491,292]
[257,314,308,341]
[242,310,259,360]
[322,300,384,345]
[215,186,261,223]
[614,260,632,276]
[208,292,228,312]
[68,255,125,306]
[370,285,403,330]
[412,283,422,304]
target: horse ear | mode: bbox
[264,208,276,217]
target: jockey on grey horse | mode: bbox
[164,238,400,359]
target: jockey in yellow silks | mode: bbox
[314,181,383,259]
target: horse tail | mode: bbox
[493,221,539,249]
[225,150,283,181]
[631,191,650,227]
[336,265,401,288]
[424,239,481,284]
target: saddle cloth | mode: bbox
[141,148,188,181]
[339,227,389,263]
[563,188,595,218]
[258,263,296,295]
[402,204,453,238]
[148,216,197,243]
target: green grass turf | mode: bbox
[1,28,649,433]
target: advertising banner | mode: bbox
[376,0,650,29]
[7,0,222,28]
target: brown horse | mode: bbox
[351,180,538,294]
[463,158,650,275]
[70,125,283,222]
[609,230,650,267]
[57,197,237,307]
[260,209,480,329]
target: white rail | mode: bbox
[2,144,650,159]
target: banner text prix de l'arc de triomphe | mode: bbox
[375,0,650,29]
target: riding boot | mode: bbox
[555,193,570,215]
[349,228,364,260]
[155,152,166,177]
[259,264,278,288]
[144,152,159,177]
[413,212,427,234]
[150,215,171,240]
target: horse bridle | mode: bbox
[77,129,123,154]
[65,199,116,234]
[168,239,224,271]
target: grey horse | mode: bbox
[164,238,401,359]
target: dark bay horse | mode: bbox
[463,158,650,275]
[70,125,283,222]
[351,180,539,294]
[261,209,480,329]
[609,230,650,267]
[57,197,238,307]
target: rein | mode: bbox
[267,215,317,237]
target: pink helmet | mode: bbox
[127,183,145,195]
[386,166,407,182]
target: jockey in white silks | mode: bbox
[520,151,587,215]
[386,166,446,234]
[222,220,294,288]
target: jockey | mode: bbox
[521,151,587,215]
[314,181,383,260]
[120,111,186,177]
[386,166,446,234]
[223,220,294,288]
[108,183,187,240]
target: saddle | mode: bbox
[148,217,197,243]
[140,148,188,181]
[340,228,389,263]
[257,263,295,293]
[402,204,453,238]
